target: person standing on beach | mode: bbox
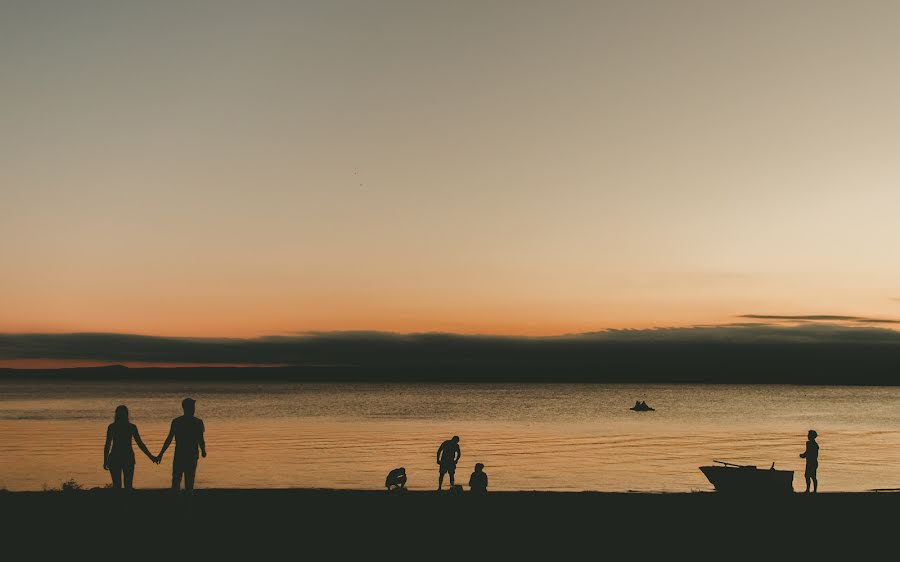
[103,405,159,489]
[158,398,206,494]
[436,436,461,491]
[799,429,819,493]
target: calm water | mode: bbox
[1,381,899,492]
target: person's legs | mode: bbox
[110,465,122,489]
[438,466,446,490]
[123,464,135,490]
[811,465,818,493]
[172,460,184,491]
[804,474,811,493]
[448,466,455,487]
[183,460,197,492]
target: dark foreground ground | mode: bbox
[2,489,897,557]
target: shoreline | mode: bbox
[3,487,896,554]
[5,486,899,494]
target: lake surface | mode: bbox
[1,381,899,492]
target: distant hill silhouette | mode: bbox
[3,339,900,384]
[4,326,900,384]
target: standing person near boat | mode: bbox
[800,430,819,493]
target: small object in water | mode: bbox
[385,467,407,491]
[450,484,464,494]
[700,460,794,494]
[630,400,655,412]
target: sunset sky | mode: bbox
[2,0,899,339]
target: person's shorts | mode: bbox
[173,456,199,474]
[805,461,818,478]
[107,451,135,467]
[439,463,456,476]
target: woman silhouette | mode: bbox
[103,405,158,489]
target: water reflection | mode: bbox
[1,382,899,492]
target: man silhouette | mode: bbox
[800,429,819,493]
[158,398,206,494]
[436,436,461,491]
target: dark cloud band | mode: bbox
[2,324,900,364]
[740,314,900,324]
[3,325,900,383]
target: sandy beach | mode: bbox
[2,488,895,556]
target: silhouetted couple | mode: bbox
[103,397,206,493]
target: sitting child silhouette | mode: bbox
[469,463,488,493]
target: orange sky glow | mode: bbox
[2,2,899,345]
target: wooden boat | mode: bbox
[700,460,793,493]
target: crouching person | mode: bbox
[385,467,407,491]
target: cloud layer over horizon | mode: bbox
[3,323,900,366]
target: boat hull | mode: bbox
[700,466,794,494]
